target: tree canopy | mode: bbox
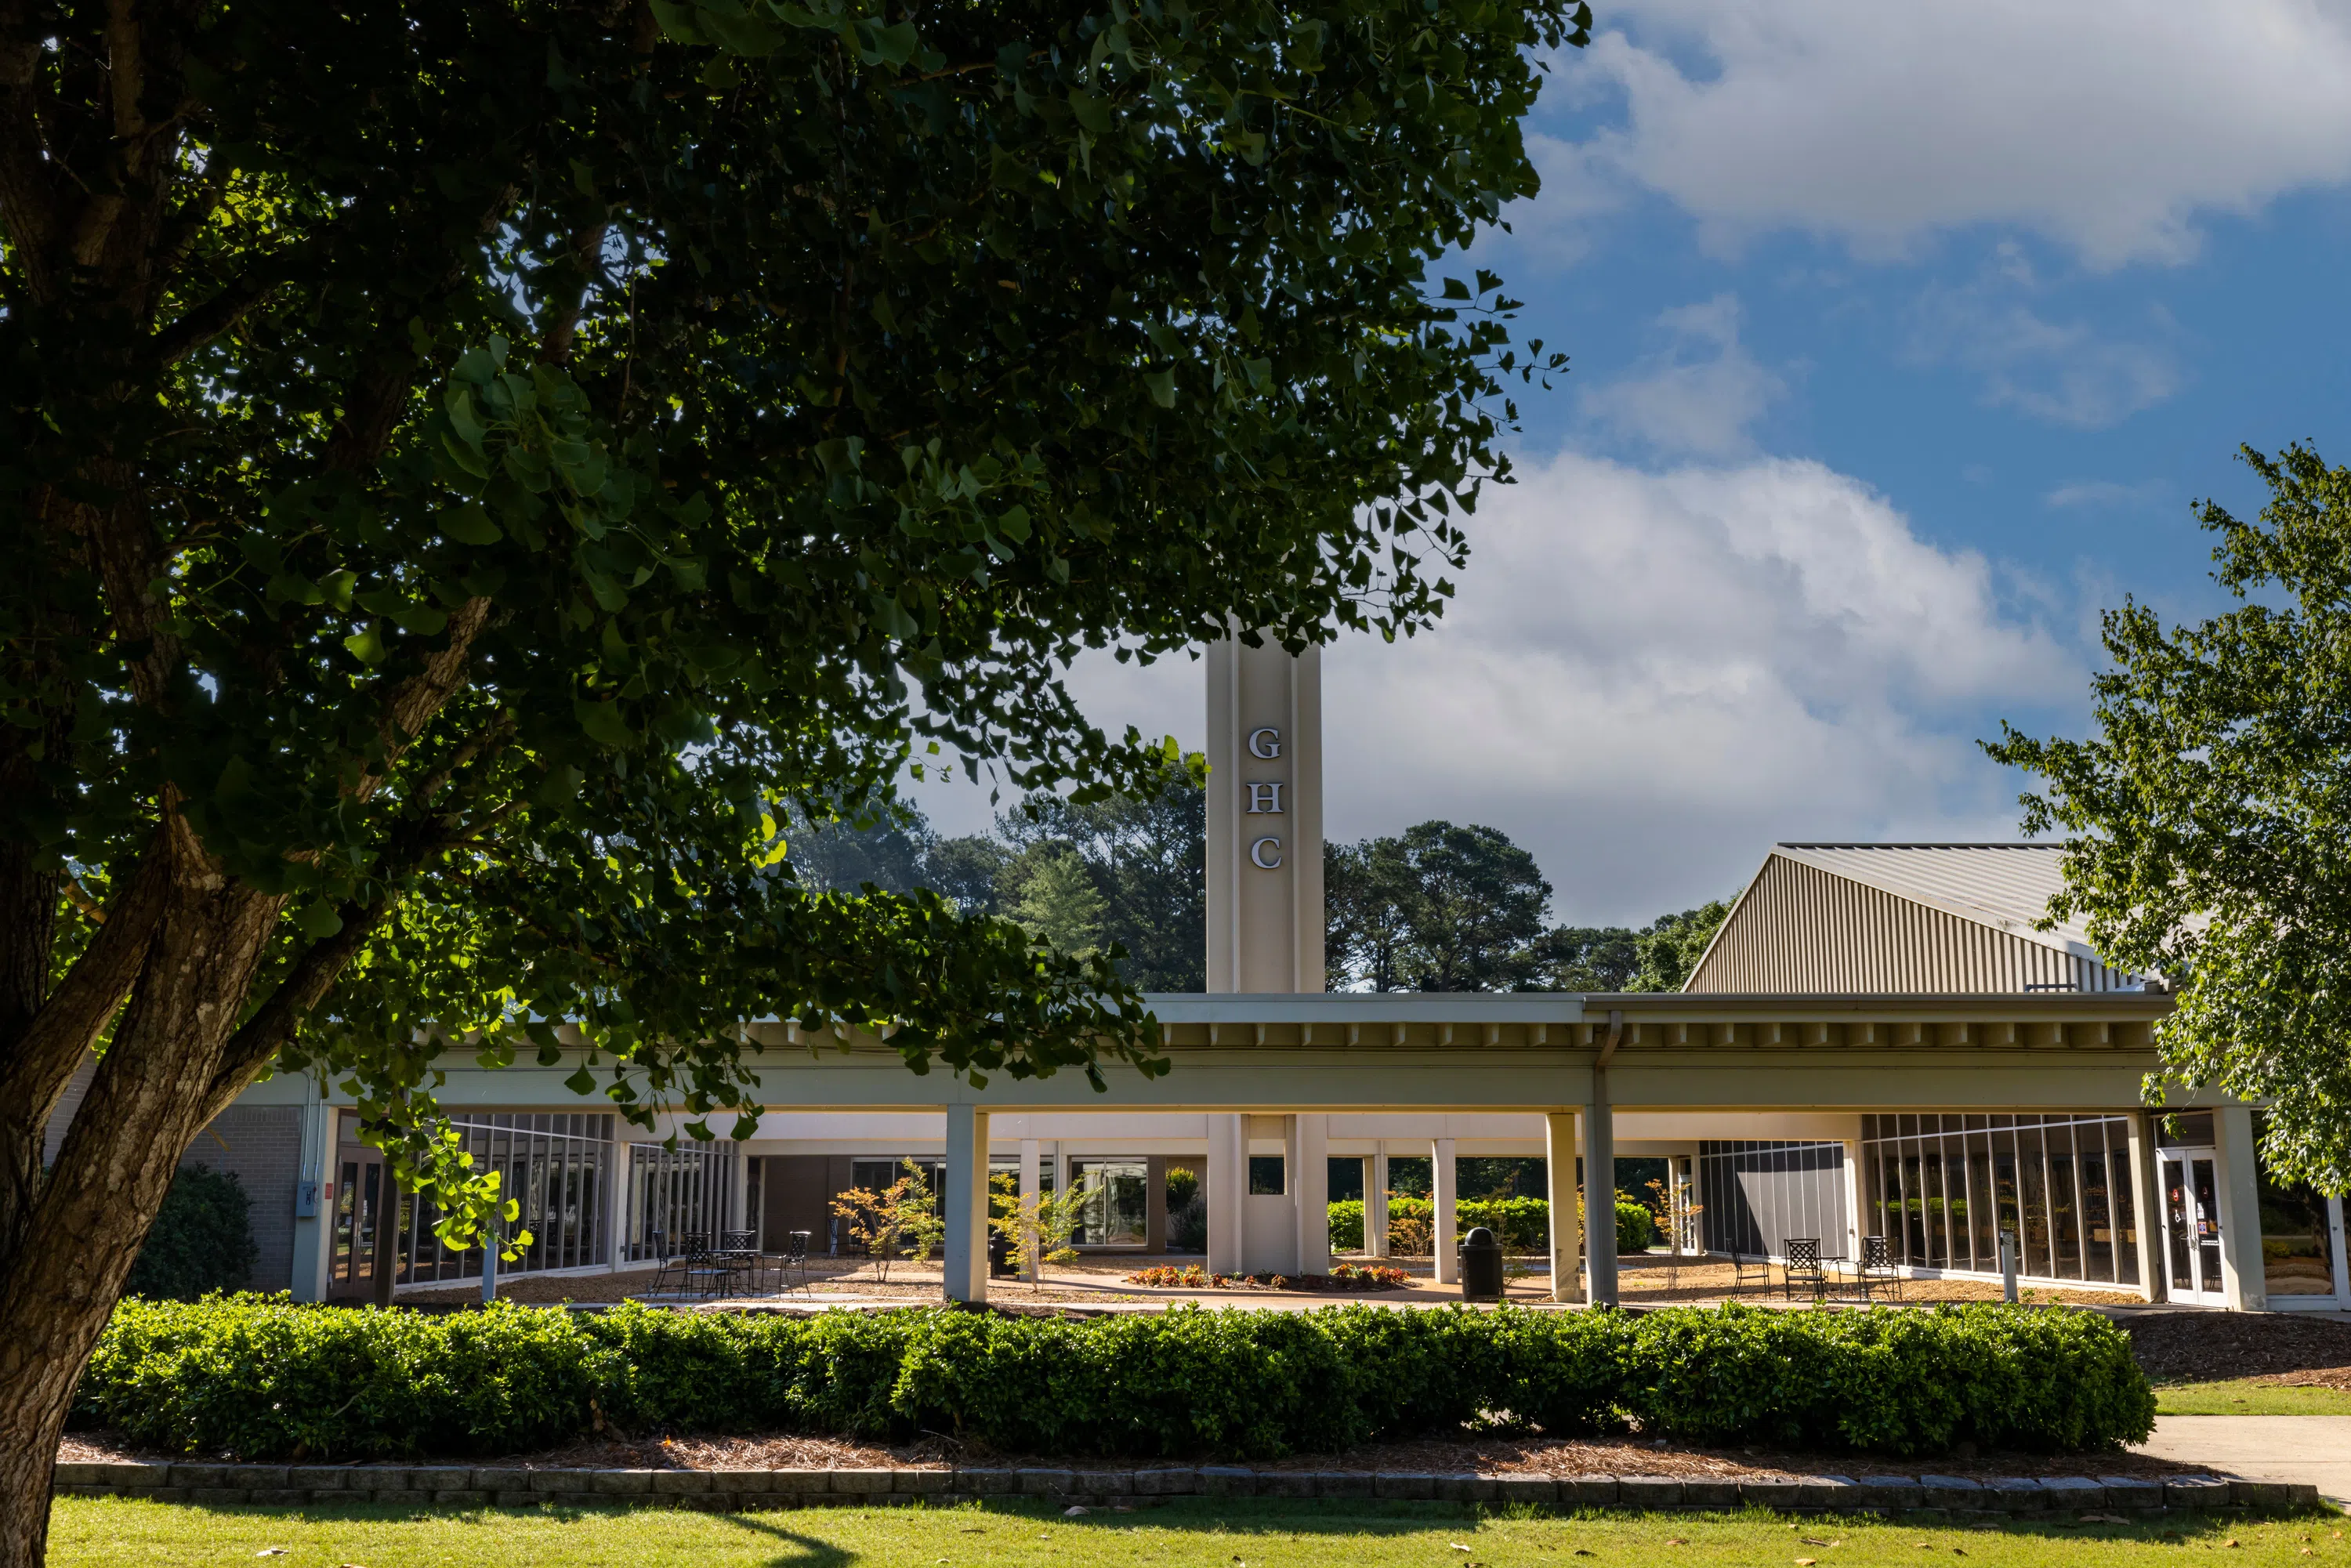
[1324,819,1726,993]
[0,0,1583,1544]
[1987,444,2351,1191]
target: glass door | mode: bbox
[2161,1150,2228,1304]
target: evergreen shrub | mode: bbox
[1328,1197,1655,1254]
[74,1296,2154,1463]
[122,1164,259,1301]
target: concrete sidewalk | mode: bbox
[2134,1416,2351,1507]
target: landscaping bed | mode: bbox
[2120,1309,2351,1388]
[1123,1263,1412,1291]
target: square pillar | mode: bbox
[1367,1148,1390,1258]
[1545,1112,1581,1302]
[944,1104,990,1303]
[605,1139,633,1273]
[1838,1139,1863,1261]
[1019,1139,1041,1284]
[1207,1114,1246,1276]
[289,1096,337,1302]
[1433,1137,1458,1285]
[2213,1104,2268,1312]
[1295,1114,1331,1276]
[2126,1111,2163,1302]
[1583,1092,1617,1307]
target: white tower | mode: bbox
[1204,636,1325,993]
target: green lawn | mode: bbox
[45,1496,2346,1568]
[2154,1378,2351,1414]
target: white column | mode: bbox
[2213,1103,2268,1312]
[1207,1114,1246,1276]
[1584,1093,1617,1307]
[1838,1139,1864,1262]
[1368,1146,1390,1259]
[2126,1111,2163,1302]
[2330,1197,2351,1306]
[1433,1137,1458,1285]
[288,1095,337,1302]
[1545,1112,1581,1303]
[727,1150,750,1237]
[1204,636,1324,993]
[944,1104,990,1303]
[1295,1114,1331,1276]
[1019,1138,1042,1284]
[605,1139,633,1273]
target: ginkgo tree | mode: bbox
[0,0,1582,1557]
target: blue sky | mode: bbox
[910,0,2351,925]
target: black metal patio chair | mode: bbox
[1729,1250,1773,1296]
[1781,1237,1828,1302]
[1859,1234,1901,1302]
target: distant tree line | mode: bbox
[1325,821,1730,993]
[804,773,1728,996]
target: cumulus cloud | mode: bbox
[914,451,2084,925]
[1546,0,2351,266]
[1580,295,1787,457]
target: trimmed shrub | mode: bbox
[1328,1196,1654,1255]
[123,1164,259,1301]
[73,1296,2154,1463]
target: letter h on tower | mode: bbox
[1245,781,1284,814]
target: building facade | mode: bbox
[75,654,2316,1313]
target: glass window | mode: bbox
[2255,1123,2338,1298]
[2079,1147,2116,1283]
[1070,1159,1148,1247]
[1249,1155,1287,1195]
[2047,1124,2083,1280]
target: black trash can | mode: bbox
[1458,1225,1505,1302]
[988,1227,1016,1279]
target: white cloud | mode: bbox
[1547,0,2351,267]
[1581,295,1787,457]
[916,451,2084,925]
[2044,479,2168,511]
[1906,266,2183,429]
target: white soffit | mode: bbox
[1770,842,2102,963]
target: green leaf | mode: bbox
[343,624,388,665]
[296,900,344,940]
[1143,369,1176,408]
[575,698,635,748]
[443,503,503,545]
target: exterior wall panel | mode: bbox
[1690,854,2133,994]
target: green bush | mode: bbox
[1327,1196,1654,1254]
[74,1295,2154,1463]
[123,1164,259,1301]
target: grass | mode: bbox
[44,1496,2349,1568]
[2154,1378,2351,1415]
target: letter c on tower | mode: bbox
[1250,836,1284,870]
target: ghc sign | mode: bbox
[1246,726,1283,868]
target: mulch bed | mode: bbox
[55,1426,2201,1482]
[2119,1309,2351,1387]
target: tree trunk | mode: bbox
[0,877,282,1568]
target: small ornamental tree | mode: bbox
[0,0,1582,1560]
[1989,444,2351,1193]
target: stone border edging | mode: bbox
[50,1461,2322,1515]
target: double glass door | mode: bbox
[2161,1149,2227,1304]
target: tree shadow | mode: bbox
[711,1510,860,1568]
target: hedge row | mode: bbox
[75,1295,2154,1464]
[1327,1197,1655,1254]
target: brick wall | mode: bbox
[42,1052,304,1291]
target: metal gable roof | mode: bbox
[1766,842,2103,961]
